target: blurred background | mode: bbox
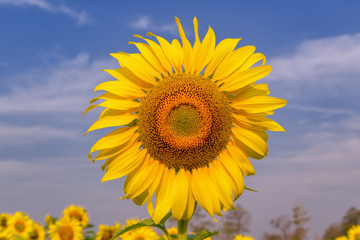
[0,0,359,239]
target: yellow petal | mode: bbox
[204,38,241,78]
[99,99,140,111]
[191,168,215,218]
[129,41,168,76]
[210,160,236,209]
[193,17,200,54]
[171,169,188,220]
[194,26,215,74]
[95,80,145,99]
[233,114,285,132]
[225,141,255,176]
[123,160,160,199]
[103,68,152,89]
[219,65,272,92]
[110,53,159,84]
[230,84,269,102]
[85,112,137,135]
[240,52,266,70]
[174,17,194,73]
[83,105,99,116]
[133,34,173,74]
[232,125,268,159]
[213,45,256,81]
[102,143,146,182]
[152,169,174,224]
[171,38,184,73]
[218,152,245,200]
[89,127,138,159]
[231,96,287,114]
[147,32,180,73]
[132,190,150,206]
[182,171,196,220]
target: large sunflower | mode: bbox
[85,17,286,223]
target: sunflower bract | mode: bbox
[85,17,286,223]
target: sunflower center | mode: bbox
[69,211,82,222]
[102,231,112,240]
[15,221,25,232]
[60,226,73,240]
[138,73,232,170]
[168,105,201,136]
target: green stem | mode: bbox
[178,219,188,240]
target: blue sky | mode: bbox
[1,0,360,238]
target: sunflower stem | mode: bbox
[178,219,188,240]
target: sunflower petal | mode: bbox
[85,113,137,135]
[94,80,145,99]
[171,169,189,220]
[220,65,272,92]
[194,26,215,74]
[204,38,241,78]
[213,45,256,81]
[231,96,287,114]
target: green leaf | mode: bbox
[111,214,173,240]
[244,186,258,192]
[187,234,196,240]
[194,230,219,240]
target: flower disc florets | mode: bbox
[138,73,232,170]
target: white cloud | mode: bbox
[0,53,115,115]
[130,16,177,35]
[0,124,78,146]
[270,32,360,82]
[0,0,90,25]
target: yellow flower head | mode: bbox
[336,236,348,240]
[85,17,286,223]
[62,205,89,228]
[48,218,83,240]
[234,234,255,240]
[0,214,12,232]
[28,222,46,240]
[120,218,158,240]
[95,223,120,240]
[348,225,360,240]
[8,211,33,238]
[0,228,12,240]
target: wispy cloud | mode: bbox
[270,33,360,82]
[0,0,90,25]
[129,16,177,35]
[0,53,114,115]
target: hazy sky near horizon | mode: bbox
[1,0,360,238]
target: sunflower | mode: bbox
[62,205,89,228]
[0,214,11,232]
[234,234,254,240]
[348,225,360,240]
[95,223,120,240]
[335,236,348,240]
[48,218,83,240]
[119,218,158,240]
[8,211,33,238]
[85,17,286,223]
[28,222,46,240]
[0,229,12,240]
